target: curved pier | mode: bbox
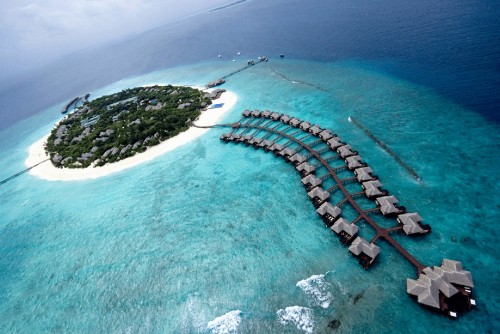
[219,110,476,318]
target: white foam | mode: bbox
[276,306,314,334]
[207,310,242,334]
[296,274,333,308]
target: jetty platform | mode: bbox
[206,56,269,88]
[217,110,476,318]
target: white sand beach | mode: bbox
[25,89,237,181]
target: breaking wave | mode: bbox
[296,274,333,308]
[276,306,314,333]
[207,310,242,334]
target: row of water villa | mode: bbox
[220,110,476,318]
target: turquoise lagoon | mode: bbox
[0,60,498,333]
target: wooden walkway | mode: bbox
[219,111,427,274]
[0,159,49,186]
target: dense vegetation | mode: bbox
[46,85,212,168]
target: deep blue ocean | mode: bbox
[0,0,499,333]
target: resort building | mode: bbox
[279,147,296,158]
[407,259,475,317]
[307,186,330,207]
[270,112,281,120]
[261,110,271,118]
[376,195,406,216]
[270,143,284,154]
[354,167,376,182]
[251,110,261,117]
[288,153,307,166]
[301,174,322,191]
[319,130,334,141]
[345,155,365,170]
[280,114,291,123]
[248,137,263,146]
[348,237,381,269]
[327,137,344,149]
[337,145,357,158]
[362,180,386,198]
[316,202,341,226]
[259,140,275,150]
[397,212,431,235]
[296,162,316,176]
[309,125,322,135]
[331,217,359,244]
[289,118,301,127]
[300,121,312,131]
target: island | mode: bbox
[45,85,215,169]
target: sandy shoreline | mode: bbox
[25,89,237,181]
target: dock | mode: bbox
[218,110,476,318]
[61,93,90,114]
[0,159,49,186]
[206,56,269,88]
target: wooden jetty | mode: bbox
[218,110,476,318]
[0,159,49,186]
[206,56,269,88]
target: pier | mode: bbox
[0,159,49,186]
[219,110,476,318]
[61,93,90,114]
[206,56,268,88]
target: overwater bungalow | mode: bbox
[331,217,359,244]
[289,118,301,127]
[261,110,271,118]
[407,259,475,317]
[307,186,330,207]
[301,174,322,191]
[220,133,231,141]
[337,145,357,158]
[240,134,253,144]
[248,137,263,147]
[231,133,242,142]
[270,143,284,154]
[327,137,344,150]
[309,125,322,135]
[288,153,307,166]
[354,167,376,182]
[362,180,387,198]
[242,110,251,117]
[279,147,296,159]
[300,121,311,131]
[296,162,316,176]
[280,114,291,123]
[397,212,431,235]
[345,155,365,170]
[316,202,341,226]
[375,195,406,216]
[319,130,334,141]
[251,110,261,117]
[259,140,275,151]
[270,112,281,120]
[348,237,380,269]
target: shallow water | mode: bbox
[0,60,498,333]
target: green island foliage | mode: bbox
[45,85,212,168]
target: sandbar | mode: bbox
[25,89,237,181]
